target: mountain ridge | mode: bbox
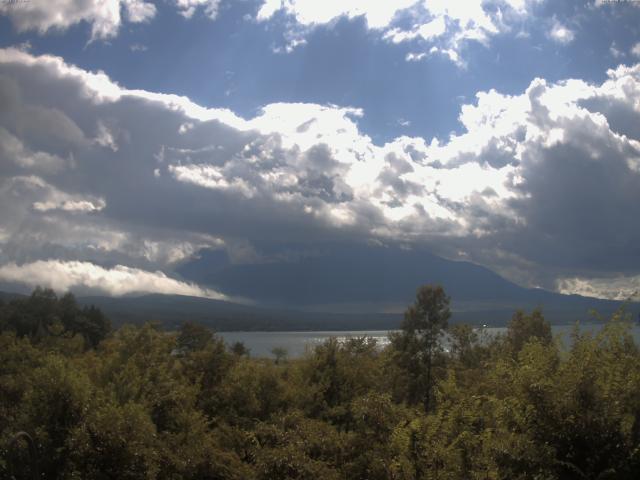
[1,246,636,331]
[2,288,634,332]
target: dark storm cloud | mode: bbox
[1,48,640,299]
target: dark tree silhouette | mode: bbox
[391,284,451,411]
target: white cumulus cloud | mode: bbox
[1,48,640,299]
[0,260,227,298]
[558,275,640,301]
[548,19,575,44]
[257,0,416,28]
[0,0,155,41]
[0,0,226,41]
[256,0,540,65]
[174,0,221,19]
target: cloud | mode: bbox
[405,52,427,62]
[2,175,105,213]
[557,275,640,301]
[548,19,575,44]
[384,17,447,43]
[595,0,640,8]
[28,182,107,213]
[0,128,67,173]
[174,0,221,19]
[129,43,149,52]
[0,0,155,41]
[632,42,640,58]
[256,0,417,28]
[0,0,224,41]
[123,0,156,23]
[0,48,639,299]
[610,42,624,59]
[256,0,540,65]
[0,260,227,298]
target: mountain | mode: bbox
[0,290,26,302]
[74,293,638,331]
[176,245,636,324]
[74,294,402,331]
[0,286,634,331]
[1,246,636,330]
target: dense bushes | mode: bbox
[1,286,639,479]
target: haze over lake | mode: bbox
[219,324,640,358]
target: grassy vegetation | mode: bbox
[1,286,639,479]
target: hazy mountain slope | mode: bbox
[78,293,637,330]
[76,294,403,331]
[176,246,631,318]
[1,287,634,331]
[1,246,636,331]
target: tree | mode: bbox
[177,321,213,352]
[271,346,288,365]
[506,308,552,354]
[66,401,160,479]
[7,287,58,339]
[230,341,250,357]
[448,323,480,368]
[78,305,111,348]
[0,289,110,348]
[390,285,451,412]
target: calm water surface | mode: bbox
[219,324,640,358]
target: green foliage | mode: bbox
[230,340,250,357]
[178,321,213,352]
[271,346,288,364]
[299,336,383,426]
[21,354,94,477]
[1,287,640,479]
[507,308,552,354]
[66,401,160,479]
[390,284,451,411]
[0,287,111,348]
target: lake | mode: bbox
[219,324,640,358]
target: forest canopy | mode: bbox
[1,285,639,479]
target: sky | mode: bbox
[0,0,639,302]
